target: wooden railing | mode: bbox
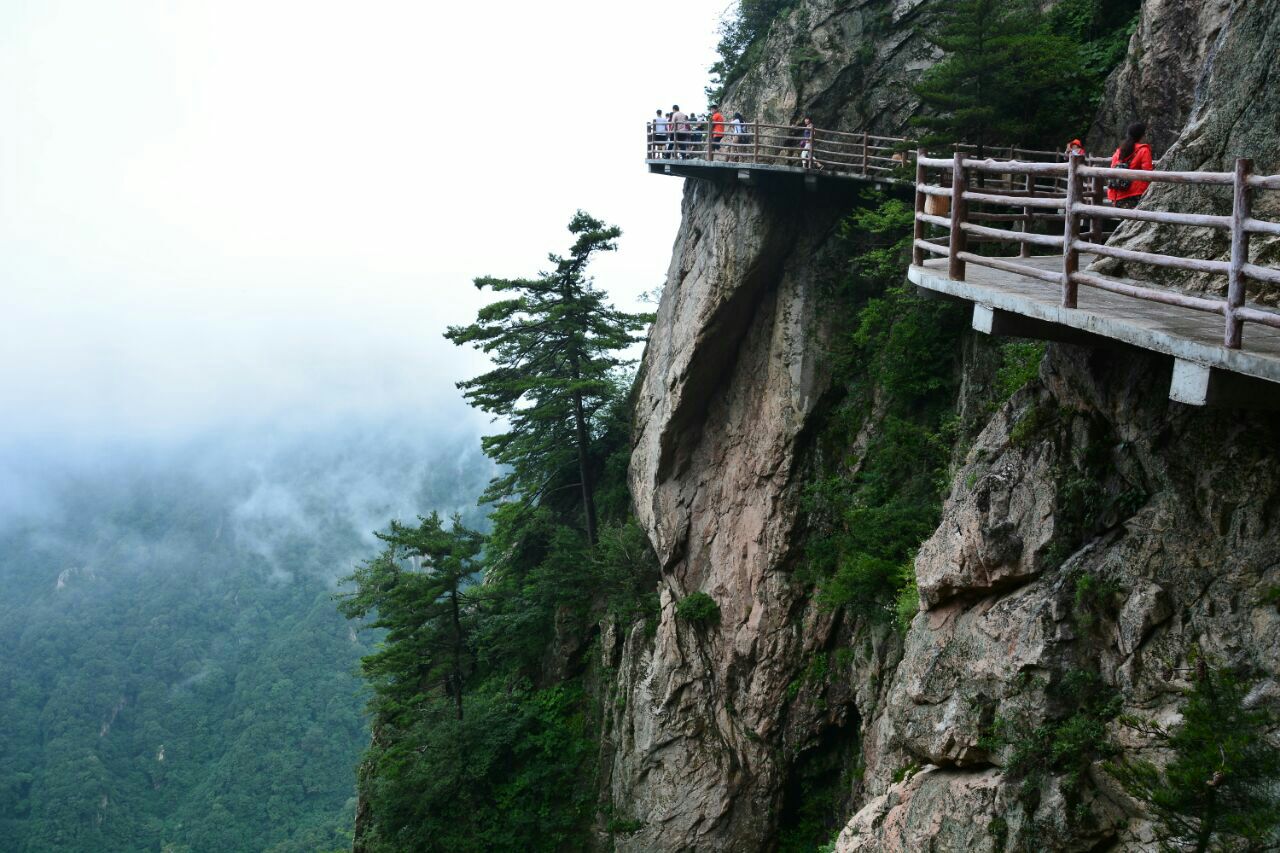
[644,121,1106,183]
[912,150,1280,349]
[646,120,912,177]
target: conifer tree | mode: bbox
[912,0,1077,156]
[338,512,482,721]
[445,211,650,545]
[1108,665,1280,851]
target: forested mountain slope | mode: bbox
[0,424,491,852]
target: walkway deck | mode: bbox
[645,156,903,191]
[910,255,1280,405]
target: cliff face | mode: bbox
[611,1,1280,850]
[840,345,1280,850]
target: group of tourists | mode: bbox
[1067,122,1154,208]
[650,104,749,160]
[649,103,1157,207]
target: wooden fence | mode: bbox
[912,150,1280,349]
[644,121,1106,183]
[646,120,911,177]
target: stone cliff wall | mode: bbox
[612,1,1280,849]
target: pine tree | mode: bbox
[337,512,482,721]
[912,0,1078,156]
[445,211,650,545]
[1108,665,1280,851]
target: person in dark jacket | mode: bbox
[1107,122,1153,209]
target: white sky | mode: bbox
[0,0,728,446]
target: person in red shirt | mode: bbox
[710,105,726,157]
[1106,122,1153,209]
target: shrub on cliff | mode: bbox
[1108,664,1280,851]
[675,591,721,628]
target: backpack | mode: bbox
[1106,148,1138,191]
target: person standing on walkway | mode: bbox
[1106,122,1153,209]
[670,105,687,158]
[710,105,725,158]
[801,117,823,170]
[729,112,745,162]
[653,109,668,158]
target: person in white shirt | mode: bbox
[652,109,668,158]
[729,112,745,161]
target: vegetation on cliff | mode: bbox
[913,0,1141,152]
[341,214,658,852]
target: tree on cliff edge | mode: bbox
[445,211,650,545]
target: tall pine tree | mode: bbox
[445,211,650,545]
[912,0,1078,156]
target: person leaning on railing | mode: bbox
[1106,122,1153,209]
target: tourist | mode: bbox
[1106,122,1153,209]
[670,104,687,158]
[710,105,725,157]
[801,117,823,170]
[689,113,703,154]
[730,112,745,161]
[653,109,668,158]
[1065,138,1087,160]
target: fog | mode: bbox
[1,0,725,454]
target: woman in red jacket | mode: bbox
[1107,122,1153,208]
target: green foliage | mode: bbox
[982,669,1120,807]
[1108,665,1280,852]
[894,570,920,631]
[675,591,721,628]
[707,0,797,102]
[445,211,651,544]
[1072,570,1121,631]
[345,221,660,850]
[995,342,1046,402]
[0,465,380,853]
[892,762,923,784]
[913,0,1141,152]
[798,195,966,623]
[338,513,482,722]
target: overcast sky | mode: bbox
[0,0,728,448]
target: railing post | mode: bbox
[753,120,760,165]
[1089,173,1104,244]
[948,151,968,281]
[706,119,713,161]
[1020,172,1034,259]
[913,147,927,267]
[1061,152,1082,308]
[1225,157,1253,349]
[862,132,869,176]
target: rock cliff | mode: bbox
[610,1,1280,850]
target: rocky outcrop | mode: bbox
[1087,0,1232,155]
[608,175,864,851]
[841,343,1280,850]
[720,0,939,132]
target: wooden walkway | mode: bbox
[910,255,1280,405]
[643,121,1090,191]
[644,121,1280,404]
